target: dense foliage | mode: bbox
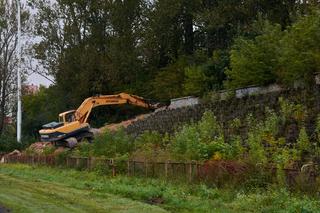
[17,1,319,137]
[3,1,320,152]
[226,10,320,88]
[73,98,319,173]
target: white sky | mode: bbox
[21,0,53,87]
[27,73,52,86]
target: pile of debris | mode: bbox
[0,149,21,163]
[28,142,53,154]
[99,113,153,132]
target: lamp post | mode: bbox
[16,0,22,142]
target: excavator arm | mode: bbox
[75,93,158,124]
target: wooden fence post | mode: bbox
[76,158,80,168]
[196,163,201,181]
[66,157,69,167]
[127,160,130,176]
[87,157,90,170]
[111,159,116,177]
[184,163,187,180]
[133,161,135,176]
[165,161,168,179]
[91,157,95,170]
[145,160,148,177]
[188,162,192,182]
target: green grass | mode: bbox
[0,164,319,213]
[0,171,167,213]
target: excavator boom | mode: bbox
[76,93,157,124]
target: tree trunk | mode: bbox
[183,12,194,55]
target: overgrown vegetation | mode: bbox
[73,98,319,165]
[50,97,318,192]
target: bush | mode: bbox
[0,134,34,153]
[76,129,134,159]
[132,131,167,160]
[170,111,237,161]
[297,127,311,155]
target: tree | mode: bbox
[278,10,320,85]
[0,0,29,135]
[225,22,283,89]
[143,0,200,69]
[225,9,320,89]
[184,50,228,96]
[22,86,61,137]
[30,0,320,110]
[32,0,148,107]
[195,0,297,56]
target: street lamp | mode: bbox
[16,0,22,142]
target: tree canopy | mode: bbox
[14,0,320,137]
[226,10,320,88]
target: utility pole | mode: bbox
[16,0,22,142]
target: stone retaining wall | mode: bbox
[126,86,320,143]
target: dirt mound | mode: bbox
[53,147,67,155]
[27,142,53,154]
[99,113,152,132]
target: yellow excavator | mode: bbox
[39,93,161,147]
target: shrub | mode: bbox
[170,111,238,161]
[42,146,56,156]
[90,129,133,159]
[0,134,34,153]
[247,125,268,164]
[134,131,165,150]
[132,131,167,160]
[73,142,92,157]
[297,127,311,155]
[279,97,306,124]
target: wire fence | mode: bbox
[2,155,319,189]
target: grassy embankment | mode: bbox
[0,164,319,213]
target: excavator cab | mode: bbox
[59,110,76,123]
